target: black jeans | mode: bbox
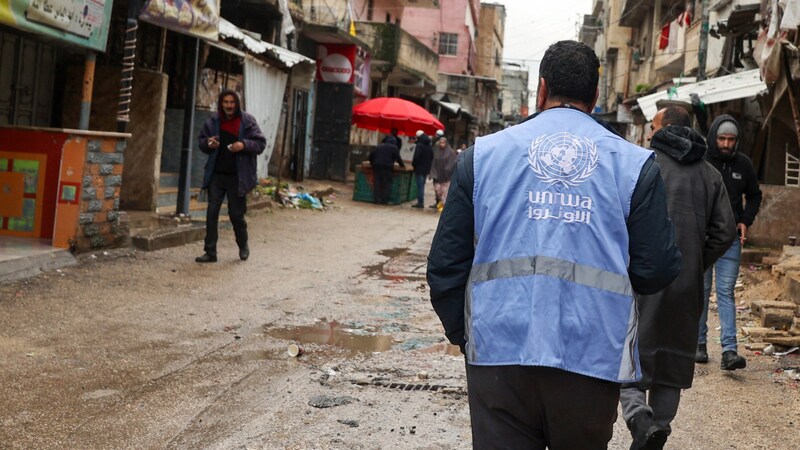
[466,364,620,449]
[373,166,394,204]
[204,173,247,257]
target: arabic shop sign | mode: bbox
[0,0,112,51]
[139,0,219,41]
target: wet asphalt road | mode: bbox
[0,182,798,449]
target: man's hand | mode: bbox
[207,136,220,149]
[227,142,244,152]
[737,223,748,246]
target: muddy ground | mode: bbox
[0,182,798,449]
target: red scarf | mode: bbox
[220,115,241,137]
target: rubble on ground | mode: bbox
[250,177,338,210]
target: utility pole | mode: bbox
[697,0,710,81]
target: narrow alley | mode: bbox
[0,183,797,449]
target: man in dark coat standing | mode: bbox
[411,130,433,208]
[697,114,762,370]
[621,107,736,449]
[368,135,405,204]
[195,90,266,263]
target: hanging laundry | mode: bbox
[660,22,670,50]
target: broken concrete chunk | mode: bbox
[741,327,791,339]
[790,317,800,336]
[759,309,796,329]
[763,336,800,347]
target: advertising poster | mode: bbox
[139,0,219,41]
[317,43,371,96]
[0,0,112,51]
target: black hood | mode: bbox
[706,114,739,161]
[650,125,707,164]
[382,135,398,146]
[218,89,242,118]
[417,134,431,145]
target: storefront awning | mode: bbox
[637,69,767,121]
[218,19,314,69]
[435,100,462,115]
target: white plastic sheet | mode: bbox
[244,59,288,179]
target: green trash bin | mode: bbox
[353,163,415,205]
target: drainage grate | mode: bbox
[353,379,466,394]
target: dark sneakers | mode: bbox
[239,246,250,261]
[695,343,709,364]
[720,350,746,370]
[195,253,217,263]
[628,411,669,450]
[411,203,424,208]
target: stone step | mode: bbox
[130,223,207,252]
[157,187,201,209]
[159,171,180,188]
[0,245,77,284]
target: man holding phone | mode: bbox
[195,90,266,263]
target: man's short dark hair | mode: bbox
[661,107,691,127]
[539,41,600,105]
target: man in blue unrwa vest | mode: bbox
[427,40,682,449]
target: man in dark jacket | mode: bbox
[368,135,405,204]
[411,131,433,208]
[427,40,681,449]
[621,107,736,450]
[697,115,762,369]
[196,90,266,263]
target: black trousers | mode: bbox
[204,173,248,257]
[373,166,394,204]
[466,364,620,450]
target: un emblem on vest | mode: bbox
[528,132,599,187]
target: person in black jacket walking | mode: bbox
[368,135,405,204]
[696,115,762,370]
[621,107,736,450]
[411,130,433,208]
[196,90,266,263]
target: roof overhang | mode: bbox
[219,18,315,69]
[636,69,767,121]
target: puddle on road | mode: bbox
[362,247,425,282]
[264,321,394,354]
[418,343,463,357]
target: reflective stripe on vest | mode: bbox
[470,255,633,298]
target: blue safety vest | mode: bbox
[468,108,653,383]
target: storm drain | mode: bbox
[352,379,466,395]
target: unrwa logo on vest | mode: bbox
[528,132,598,187]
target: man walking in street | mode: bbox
[697,115,762,370]
[427,40,682,449]
[411,130,433,208]
[621,107,736,450]
[368,135,405,205]
[429,137,457,210]
[196,90,266,263]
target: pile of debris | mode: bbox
[743,245,800,354]
[250,178,336,210]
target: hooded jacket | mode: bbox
[633,125,736,389]
[369,136,405,169]
[429,141,458,183]
[198,90,267,196]
[412,134,434,176]
[704,115,762,227]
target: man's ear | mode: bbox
[589,88,599,113]
[536,78,547,112]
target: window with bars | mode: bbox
[439,33,458,56]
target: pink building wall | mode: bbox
[351,1,404,24]
[402,0,479,75]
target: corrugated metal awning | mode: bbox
[637,69,767,121]
[218,18,314,69]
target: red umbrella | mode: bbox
[352,97,444,137]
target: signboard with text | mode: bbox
[316,44,370,96]
[139,0,219,41]
[0,0,112,51]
